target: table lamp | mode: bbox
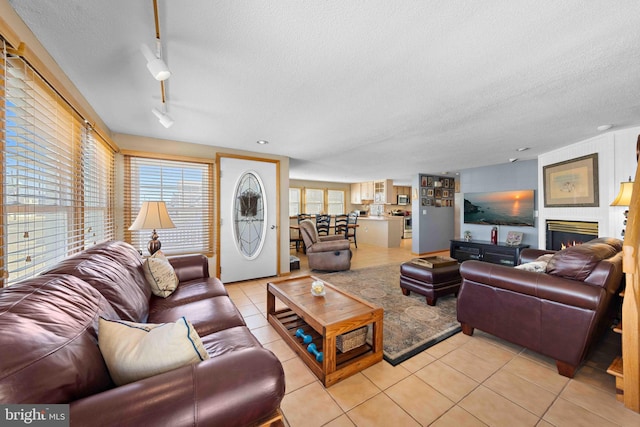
[610,177,634,237]
[129,201,176,255]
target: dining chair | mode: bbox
[315,214,331,236]
[346,212,358,248]
[334,214,349,237]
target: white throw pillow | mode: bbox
[144,251,179,297]
[515,261,548,272]
[98,317,209,386]
[515,255,552,273]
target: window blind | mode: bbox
[82,126,115,247]
[304,188,324,214]
[327,190,345,215]
[289,188,301,216]
[1,41,115,286]
[124,155,213,256]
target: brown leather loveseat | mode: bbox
[457,237,623,378]
[0,241,285,426]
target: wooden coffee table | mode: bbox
[267,275,383,387]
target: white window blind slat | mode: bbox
[327,190,345,215]
[1,41,116,286]
[125,156,212,256]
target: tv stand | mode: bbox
[450,239,530,266]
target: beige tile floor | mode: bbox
[225,239,640,427]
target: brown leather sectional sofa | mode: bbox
[457,237,623,377]
[0,241,285,426]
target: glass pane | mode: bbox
[127,157,211,255]
[327,190,344,215]
[289,188,300,216]
[305,189,324,215]
[233,172,266,259]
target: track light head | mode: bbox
[140,43,171,81]
[152,107,174,128]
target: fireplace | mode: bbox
[546,220,598,250]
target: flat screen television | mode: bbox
[464,190,535,227]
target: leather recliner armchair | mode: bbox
[299,219,351,271]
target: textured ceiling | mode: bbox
[8,1,640,185]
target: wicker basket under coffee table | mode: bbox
[267,275,383,387]
[400,256,461,306]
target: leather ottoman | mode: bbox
[400,260,461,306]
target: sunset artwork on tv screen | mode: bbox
[464,190,535,227]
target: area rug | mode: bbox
[317,263,461,366]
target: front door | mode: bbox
[218,156,278,282]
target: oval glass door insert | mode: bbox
[233,171,267,259]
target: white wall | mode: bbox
[537,126,639,248]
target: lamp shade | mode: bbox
[129,201,176,231]
[611,181,634,206]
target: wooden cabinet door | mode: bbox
[350,183,361,204]
[361,181,374,200]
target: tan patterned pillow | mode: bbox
[143,251,179,297]
[98,317,209,386]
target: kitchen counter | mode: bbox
[357,216,403,248]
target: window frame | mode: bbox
[123,152,214,257]
[293,187,346,215]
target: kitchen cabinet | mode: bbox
[374,179,393,203]
[351,181,374,203]
[358,216,403,247]
[361,181,374,201]
[352,181,390,203]
[350,183,361,204]
[393,186,411,204]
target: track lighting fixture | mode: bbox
[140,40,170,81]
[152,105,174,128]
[144,0,173,127]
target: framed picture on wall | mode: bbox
[421,176,428,187]
[543,153,599,207]
[427,176,433,187]
[427,189,434,197]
